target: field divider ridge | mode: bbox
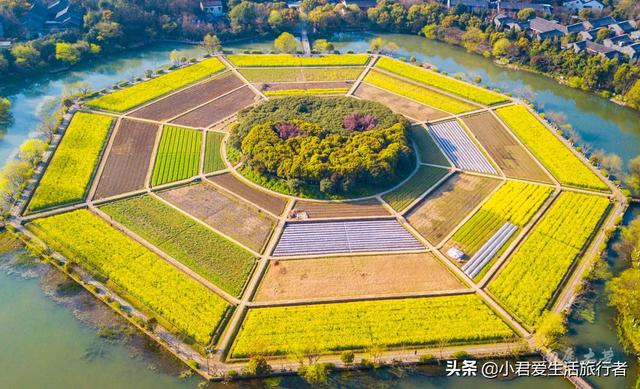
[346,55,376,96]
[218,55,267,100]
[87,116,121,201]
[487,108,559,187]
[146,124,165,189]
[397,169,455,216]
[215,198,296,361]
[123,69,234,117]
[20,201,89,223]
[92,188,149,206]
[247,288,474,308]
[149,192,263,258]
[478,188,561,288]
[352,82,426,123]
[90,205,241,305]
[372,66,483,109]
[435,177,507,249]
[455,117,505,178]
[203,178,282,220]
[165,84,249,125]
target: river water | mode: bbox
[0,34,638,388]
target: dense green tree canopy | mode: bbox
[232,97,412,195]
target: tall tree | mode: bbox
[274,32,299,53]
[201,34,222,54]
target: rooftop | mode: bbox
[529,17,566,33]
[585,16,617,29]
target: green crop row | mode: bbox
[152,126,201,186]
[263,88,349,96]
[382,165,449,212]
[451,182,553,255]
[409,125,450,166]
[231,294,514,358]
[86,57,226,112]
[488,192,610,326]
[28,209,230,345]
[228,54,369,67]
[364,71,476,114]
[204,131,226,174]
[496,105,609,191]
[100,195,255,297]
[375,57,508,106]
[28,112,113,212]
[239,67,364,82]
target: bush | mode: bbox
[419,354,435,363]
[145,317,158,331]
[300,362,331,385]
[245,355,272,376]
[225,370,239,381]
[340,350,355,365]
[450,351,469,359]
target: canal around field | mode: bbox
[0,34,638,388]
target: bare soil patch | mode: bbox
[255,253,463,301]
[462,112,552,183]
[354,83,449,122]
[94,119,158,199]
[291,199,389,219]
[171,86,257,128]
[407,174,501,244]
[158,183,275,253]
[208,173,288,215]
[129,73,244,121]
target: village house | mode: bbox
[568,40,619,59]
[528,17,566,40]
[563,0,604,12]
[494,12,640,62]
[200,0,225,17]
[21,0,83,39]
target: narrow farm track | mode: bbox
[12,53,628,384]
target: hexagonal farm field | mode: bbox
[20,53,619,377]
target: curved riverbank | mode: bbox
[0,36,640,387]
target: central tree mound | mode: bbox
[230,96,413,198]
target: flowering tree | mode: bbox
[342,112,378,132]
